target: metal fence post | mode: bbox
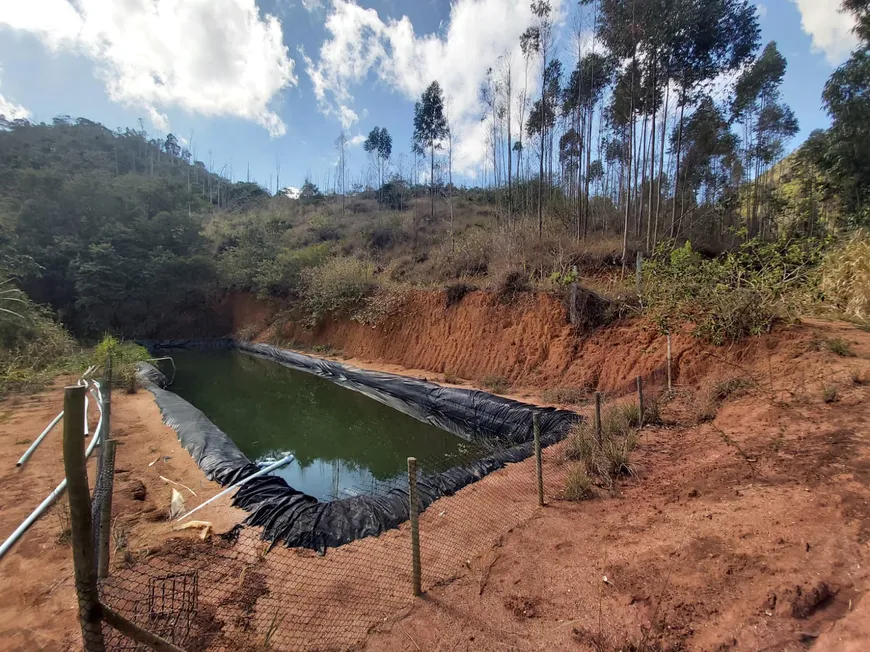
[63,385,105,652]
[533,413,544,507]
[407,457,421,597]
[637,376,644,427]
[595,392,603,443]
[97,439,117,579]
[91,354,113,570]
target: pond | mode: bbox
[167,350,487,501]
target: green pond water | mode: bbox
[167,350,486,501]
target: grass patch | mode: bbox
[541,386,589,405]
[443,371,460,384]
[826,337,855,357]
[480,375,510,394]
[823,384,840,403]
[0,286,83,395]
[710,377,755,402]
[564,465,594,501]
[565,404,640,489]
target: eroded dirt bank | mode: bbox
[230,289,813,397]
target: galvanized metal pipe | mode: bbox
[16,411,64,468]
[0,381,104,562]
[177,454,295,522]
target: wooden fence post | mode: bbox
[533,412,544,507]
[63,384,105,652]
[407,457,421,597]
[595,392,603,443]
[637,376,644,427]
[666,332,673,392]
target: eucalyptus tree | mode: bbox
[521,0,554,236]
[413,82,450,221]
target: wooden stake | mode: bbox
[533,412,544,507]
[407,457,421,597]
[595,392,603,443]
[63,385,105,652]
[666,332,673,392]
[637,376,644,427]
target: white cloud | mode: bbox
[790,0,859,66]
[339,104,359,128]
[302,0,325,12]
[0,68,30,121]
[755,3,767,20]
[0,0,297,136]
[305,0,563,174]
[349,133,366,146]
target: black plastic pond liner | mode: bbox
[137,341,580,551]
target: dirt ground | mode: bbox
[0,381,245,652]
[2,316,870,651]
[359,319,870,651]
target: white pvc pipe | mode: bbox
[16,411,64,468]
[178,455,294,522]
[84,393,89,436]
[0,381,105,562]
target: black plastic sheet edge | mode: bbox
[137,341,580,551]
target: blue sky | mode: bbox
[0,0,859,192]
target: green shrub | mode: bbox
[352,284,410,327]
[92,335,151,389]
[480,375,510,394]
[302,257,377,326]
[643,238,824,344]
[255,244,331,297]
[564,465,594,501]
[0,286,81,394]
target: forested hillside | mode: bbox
[1,0,869,353]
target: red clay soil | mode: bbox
[0,382,245,652]
[358,319,870,651]
[4,291,870,651]
[239,289,806,397]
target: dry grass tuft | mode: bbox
[565,404,640,489]
[823,384,840,403]
[480,375,510,394]
[826,337,855,357]
[564,465,594,501]
[821,230,870,321]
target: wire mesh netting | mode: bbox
[98,375,660,651]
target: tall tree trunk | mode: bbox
[637,110,649,241]
[622,53,637,268]
[430,145,436,221]
[647,63,658,252]
[669,92,686,240]
[654,85,669,245]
